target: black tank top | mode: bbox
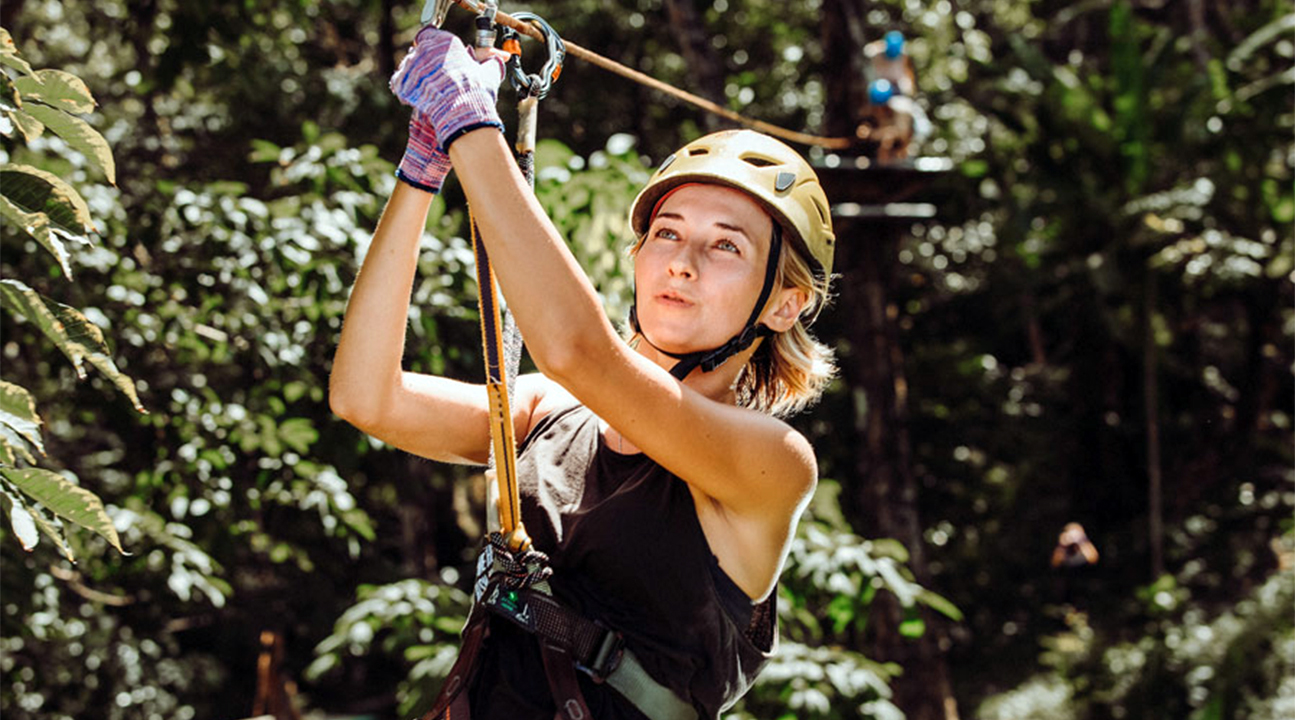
[466,403,777,719]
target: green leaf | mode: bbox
[0,193,73,278]
[1,486,40,550]
[898,615,926,638]
[0,379,44,457]
[248,138,283,163]
[12,69,95,114]
[1,162,97,242]
[0,466,124,554]
[6,107,45,141]
[0,425,32,465]
[19,103,115,184]
[917,588,964,621]
[0,28,35,77]
[868,538,910,562]
[0,280,145,412]
[278,418,319,454]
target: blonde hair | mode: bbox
[628,236,836,419]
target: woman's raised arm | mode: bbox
[329,182,518,465]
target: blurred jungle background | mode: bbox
[1,1,1291,719]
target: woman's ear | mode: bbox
[761,286,809,333]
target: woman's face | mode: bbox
[634,183,775,355]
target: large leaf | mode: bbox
[0,280,145,412]
[0,466,123,554]
[0,162,96,243]
[12,69,95,114]
[0,28,35,77]
[0,379,44,458]
[0,193,74,278]
[19,103,115,184]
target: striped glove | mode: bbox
[395,110,452,193]
[390,26,505,156]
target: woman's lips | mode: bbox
[654,290,694,308]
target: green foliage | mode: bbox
[1,2,1289,719]
[307,578,471,718]
[981,551,1295,720]
[0,27,138,562]
[729,481,962,719]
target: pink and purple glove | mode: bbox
[395,111,453,193]
[390,27,506,192]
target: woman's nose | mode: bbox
[667,246,697,278]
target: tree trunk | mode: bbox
[1144,268,1163,580]
[820,3,960,719]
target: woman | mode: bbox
[329,26,837,720]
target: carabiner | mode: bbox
[499,12,565,100]
[422,0,456,27]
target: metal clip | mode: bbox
[474,0,498,48]
[499,12,566,100]
[422,0,456,27]
[576,625,624,682]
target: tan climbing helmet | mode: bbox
[630,129,836,279]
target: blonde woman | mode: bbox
[330,26,837,720]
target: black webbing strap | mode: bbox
[422,602,490,720]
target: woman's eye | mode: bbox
[653,227,680,241]
[715,239,740,253]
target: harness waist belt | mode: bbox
[483,583,700,720]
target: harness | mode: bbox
[422,533,699,720]
[417,5,698,718]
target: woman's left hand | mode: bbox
[390,26,508,153]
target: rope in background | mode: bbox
[445,0,859,150]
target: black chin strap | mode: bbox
[630,225,783,381]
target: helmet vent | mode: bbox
[741,156,777,167]
[813,198,829,223]
[687,148,710,156]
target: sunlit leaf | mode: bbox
[26,497,74,561]
[19,103,115,184]
[12,69,96,113]
[0,280,146,412]
[0,379,44,457]
[278,418,319,454]
[917,588,964,621]
[1,162,96,241]
[0,28,35,77]
[898,615,926,638]
[6,106,44,141]
[0,193,73,278]
[0,466,124,554]
[1,486,40,551]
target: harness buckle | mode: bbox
[576,624,624,683]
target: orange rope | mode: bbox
[448,0,857,150]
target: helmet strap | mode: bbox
[630,224,783,381]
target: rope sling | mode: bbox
[418,4,699,718]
